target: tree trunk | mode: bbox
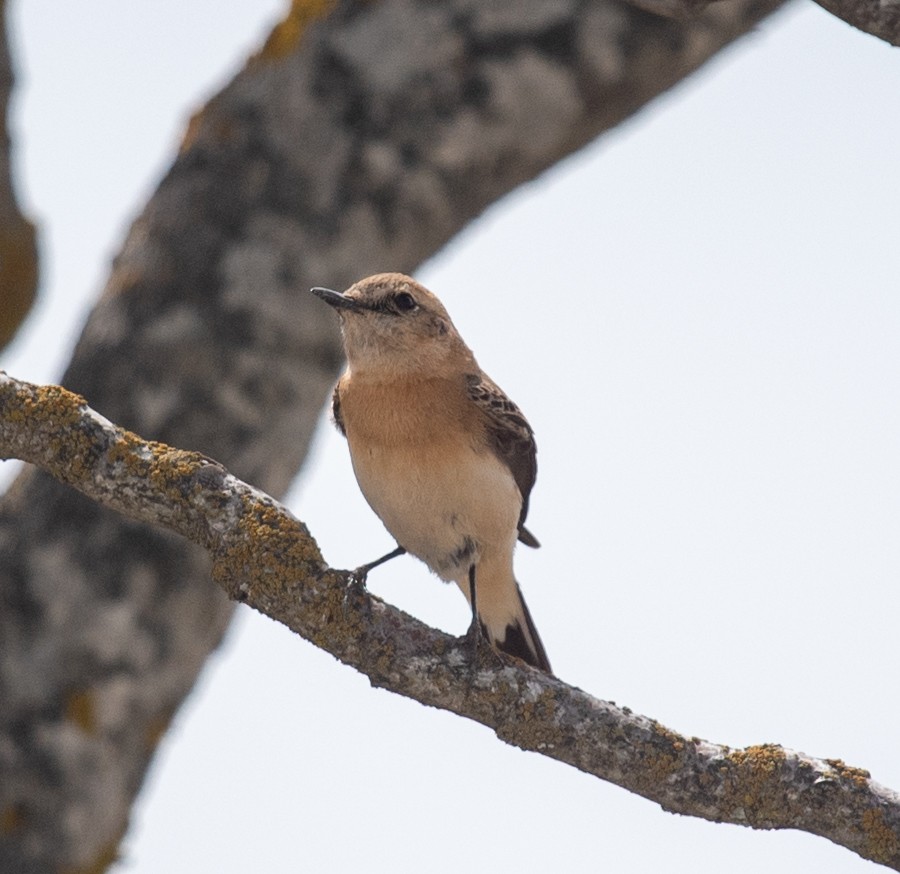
[0,0,785,870]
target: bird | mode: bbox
[311,273,551,673]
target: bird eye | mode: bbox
[394,292,417,312]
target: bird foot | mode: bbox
[462,617,504,673]
[349,564,371,588]
[341,568,370,621]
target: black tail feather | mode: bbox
[490,584,551,674]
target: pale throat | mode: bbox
[343,337,470,381]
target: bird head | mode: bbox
[311,273,472,376]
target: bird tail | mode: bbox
[458,571,551,674]
[491,582,552,674]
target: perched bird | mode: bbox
[311,273,551,673]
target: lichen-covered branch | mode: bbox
[2,372,899,871]
[0,1,788,870]
[0,0,38,351]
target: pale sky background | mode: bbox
[3,2,899,872]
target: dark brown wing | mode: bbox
[466,372,540,548]
[332,383,346,435]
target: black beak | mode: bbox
[310,286,362,311]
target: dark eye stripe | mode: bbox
[368,297,396,314]
[370,292,418,315]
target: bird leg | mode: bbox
[464,564,484,661]
[352,544,407,583]
[343,545,407,620]
[462,565,506,672]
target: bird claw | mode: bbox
[341,568,370,620]
[461,617,503,672]
[341,546,405,620]
[463,614,481,643]
[349,565,371,588]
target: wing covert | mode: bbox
[466,373,539,548]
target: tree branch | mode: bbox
[3,371,899,871]
[0,1,788,869]
[0,0,38,351]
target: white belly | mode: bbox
[348,437,520,582]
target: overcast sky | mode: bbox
[4,2,900,872]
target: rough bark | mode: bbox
[2,373,899,871]
[0,0,787,870]
[0,0,38,351]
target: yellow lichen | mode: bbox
[65,689,97,735]
[721,744,787,823]
[4,382,84,426]
[861,807,900,864]
[0,803,26,835]
[519,688,556,724]
[255,0,336,63]
[179,109,205,155]
[5,382,101,484]
[105,433,148,473]
[825,757,871,788]
[212,493,325,603]
[730,743,785,767]
[0,216,38,351]
[644,724,685,783]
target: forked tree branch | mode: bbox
[2,371,898,871]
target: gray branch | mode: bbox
[0,0,786,870]
[2,372,899,871]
